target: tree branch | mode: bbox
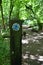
[26,5,42,30]
[9,0,14,21]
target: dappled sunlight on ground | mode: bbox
[22,28,43,65]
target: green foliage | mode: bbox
[0,29,10,65]
[0,0,43,22]
[0,0,43,65]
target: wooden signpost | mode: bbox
[9,18,23,65]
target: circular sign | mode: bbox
[12,23,20,31]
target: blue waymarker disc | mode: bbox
[12,23,20,31]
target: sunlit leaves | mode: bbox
[19,11,28,20]
[0,0,43,23]
[2,0,10,17]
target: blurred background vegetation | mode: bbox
[0,0,43,65]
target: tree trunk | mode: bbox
[0,2,5,29]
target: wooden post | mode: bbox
[9,18,23,65]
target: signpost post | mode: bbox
[9,18,23,65]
